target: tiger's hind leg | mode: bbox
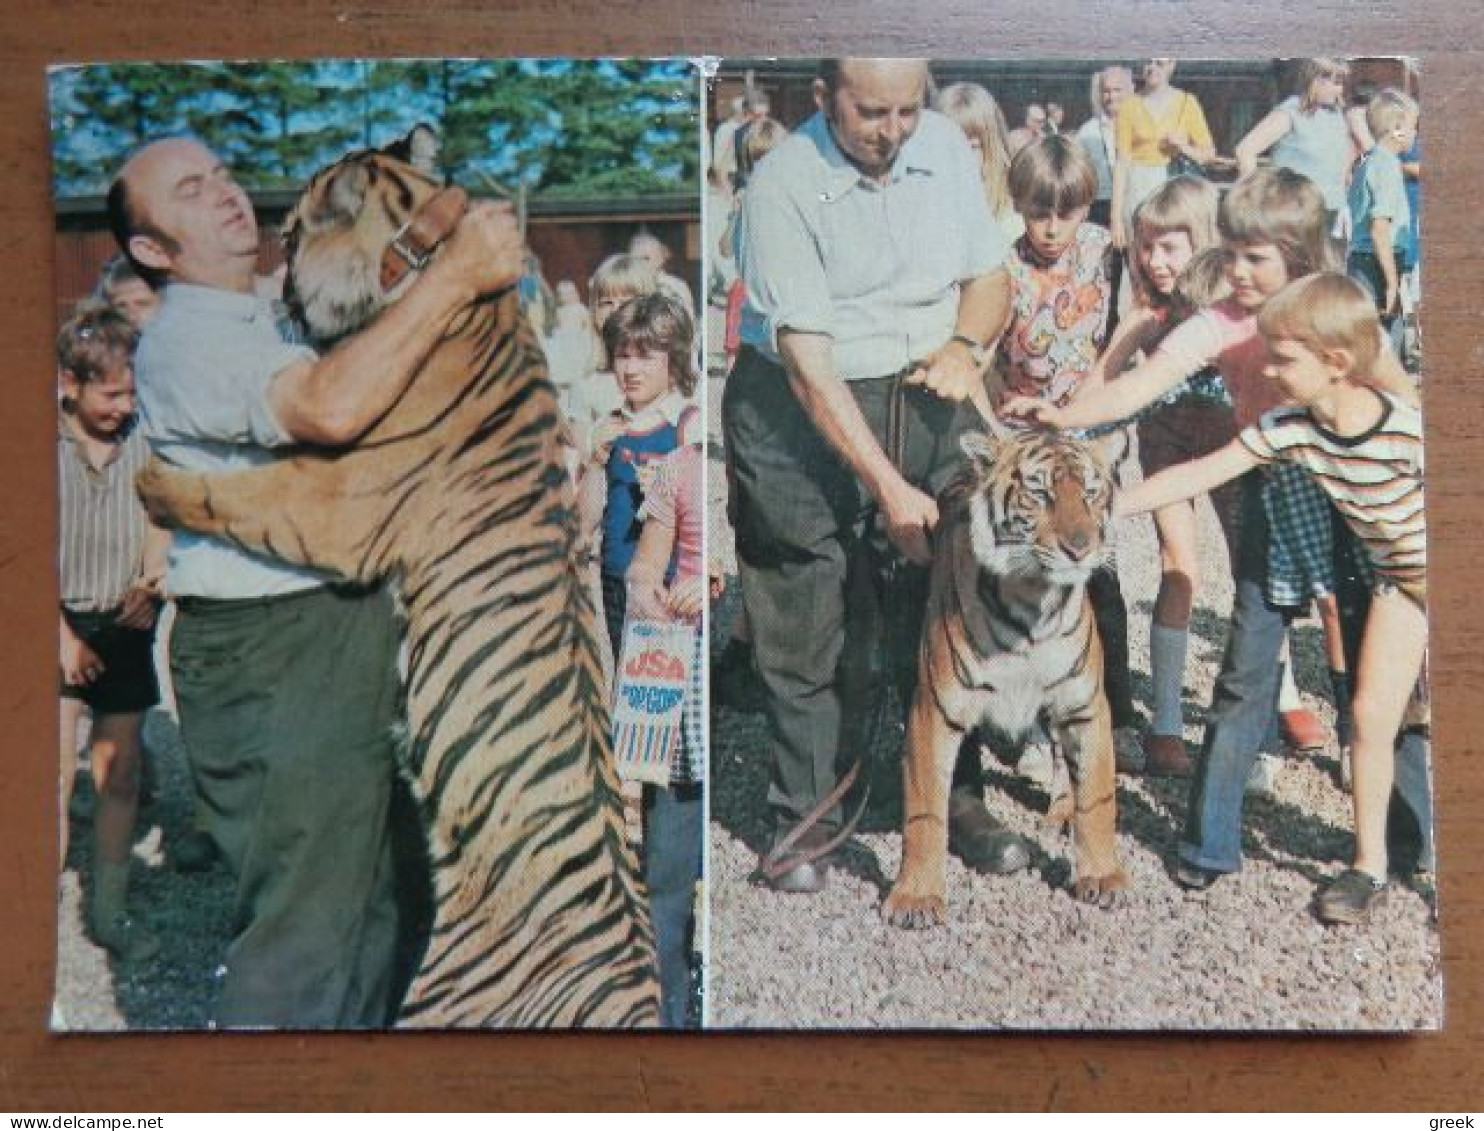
[137,450,414,583]
[1055,695,1129,908]
[884,675,961,929]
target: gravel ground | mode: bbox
[702,365,1443,1032]
[52,354,1443,1033]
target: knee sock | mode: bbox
[1331,668,1355,749]
[1149,624,1188,737]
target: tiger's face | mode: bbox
[959,429,1121,586]
[281,125,443,346]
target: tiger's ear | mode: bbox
[388,124,441,176]
[324,163,371,224]
[960,430,999,472]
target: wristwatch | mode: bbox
[949,333,990,368]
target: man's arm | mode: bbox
[269,201,524,446]
[779,330,938,565]
[905,268,1012,403]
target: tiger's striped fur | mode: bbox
[136,129,661,1027]
[884,428,1130,927]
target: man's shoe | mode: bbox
[756,821,835,894]
[1316,867,1387,926]
[1144,734,1194,777]
[1280,707,1328,753]
[171,829,220,873]
[87,912,161,964]
[947,791,1032,875]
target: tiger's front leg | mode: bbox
[1054,692,1129,908]
[136,450,410,584]
[884,676,961,930]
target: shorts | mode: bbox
[60,605,160,716]
[1137,395,1238,478]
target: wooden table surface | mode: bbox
[2,0,1480,1111]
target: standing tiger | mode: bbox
[884,426,1130,928]
[135,127,661,1027]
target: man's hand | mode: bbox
[60,628,103,687]
[433,201,525,301]
[880,478,939,565]
[905,339,982,402]
[999,395,1063,429]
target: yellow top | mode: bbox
[1116,91,1214,166]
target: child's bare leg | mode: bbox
[58,698,86,866]
[1151,500,1199,629]
[1350,590,1428,879]
[90,712,145,867]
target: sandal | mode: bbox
[1316,868,1387,926]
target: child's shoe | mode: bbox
[1279,707,1327,752]
[1315,867,1387,926]
[1143,734,1193,777]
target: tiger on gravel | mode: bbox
[884,425,1130,928]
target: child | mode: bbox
[95,254,160,330]
[991,135,1139,776]
[1086,178,1232,775]
[1116,274,1426,925]
[1347,90,1419,331]
[566,253,661,457]
[57,302,167,962]
[581,292,700,662]
[1005,167,1420,892]
[624,438,708,1027]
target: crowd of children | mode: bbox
[993,86,1426,925]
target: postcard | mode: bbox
[47,53,1440,1034]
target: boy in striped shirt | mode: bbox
[58,302,168,961]
[1115,273,1426,926]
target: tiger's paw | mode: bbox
[1044,792,1075,829]
[1072,870,1129,909]
[883,884,947,930]
[135,458,206,530]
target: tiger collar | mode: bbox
[379,185,470,294]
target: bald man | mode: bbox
[725,58,1030,893]
[108,137,522,1027]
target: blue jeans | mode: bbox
[645,782,702,1028]
[1180,472,1288,873]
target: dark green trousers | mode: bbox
[723,347,986,830]
[171,585,403,1028]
